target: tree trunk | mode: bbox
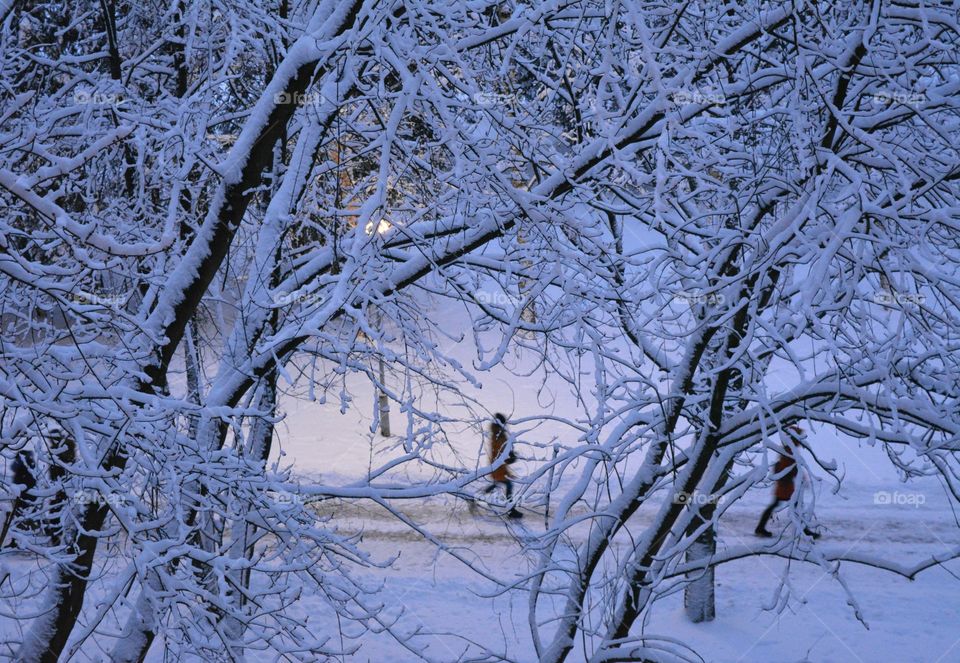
[16,5,368,658]
[15,502,108,663]
[221,372,279,656]
[377,354,390,437]
[683,512,716,623]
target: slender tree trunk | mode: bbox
[375,306,390,437]
[681,265,781,623]
[222,372,278,655]
[377,355,390,437]
[15,502,108,663]
[683,517,716,623]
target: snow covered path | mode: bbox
[1,481,955,662]
[275,483,960,663]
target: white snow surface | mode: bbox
[4,291,956,663]
[122,483,957,662]
[241,299,958,662]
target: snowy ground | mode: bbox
[4,303,957,662]
[284,481,960,663]
[3,477,955,662]
[246,305,960,662]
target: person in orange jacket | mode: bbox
[482,413,522,518]
[755,424,817,538]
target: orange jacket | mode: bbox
[488,426,513,482]
[773,454,797,500]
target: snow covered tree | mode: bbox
[1,0,959,661]
[515,3,960,661]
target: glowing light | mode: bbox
[364,219,392,235]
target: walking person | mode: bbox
[755,424,817,538]
[482,413,522,519]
